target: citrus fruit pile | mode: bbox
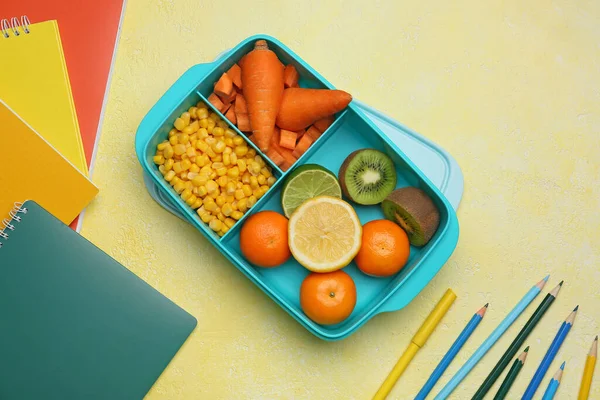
[238,150,440,326]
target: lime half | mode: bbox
[281,164,342,217]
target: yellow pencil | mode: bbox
[372,289,457,400]
[578,335,598,400]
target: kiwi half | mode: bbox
[381,187,440,247]
[339,149,397,205]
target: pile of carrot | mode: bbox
[206,40,352,171]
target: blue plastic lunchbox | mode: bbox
[135,35,460,341]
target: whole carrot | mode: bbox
[241,40,284,152]
[276,88,352,131]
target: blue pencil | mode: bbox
[415,304,488,400]
[434,276,549,399]
[522,307,578,400]
[541,362,565,400]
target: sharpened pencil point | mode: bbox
[524,346,530,352]
[574,305,579,311]
[484,303,489,308]
[559,280,564,286]
[595,335,598,341]
[560,361,565,369]
[543,274,550,282]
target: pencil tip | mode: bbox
[560,361,565,369]
[595,335,598,341]
[484,303,489,308]
[524,346,530,352]
[559,280,564,286]
[543,274,550,282]
[574,305,579,311]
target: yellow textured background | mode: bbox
[80,0,600,398]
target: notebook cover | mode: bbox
[0,100,98,225]
[0,19,88,175]
[0,0,126,167]
[0,200,197,400]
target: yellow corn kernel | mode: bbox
[169,135,178,146]
[163,145,174,159]
[209,112,219,122]
[183,121,199,135]
[267,176,276,186]
[185,194,197,206]
[157,142,169,151]
[195,140,209,153]
[253,188,262,198]
[211,155,222,162]
[158,165,166,175]
[242,172,251,184]
[210,172,217,180]
[236,182,243,189]
[237,198,248,212]
[231,201,238,210]
[200,212,213,224]
[173,182,186,194]
[209,191,219,201]
[227,166,240,179]
[200,164,212,174]
[236,159,247,173]
[191,198,203,209]
[192,174,209,187]
[249,176,259,189]
[224,183,235,196]
[230,153,238,165]
[205,147,217,158]
[216,195,226,207]
[254,156,265,167]
[224,128,237,138]
[217,212,226,222]
[164,158,174,171]
[224,137,233,147]
[217,176,229,188]
[206,180,219,193]
[204,199,218,212]
[189,164,200,173]
[165,170,175,182]
[234,145,248,157]
[178,171,186,180]
[222,203,233,216]
[173,162,183,174]
[181,112,191,125]
[170,177,181,186]
[168,128,178,137]
[261,167,272,178]
[197,128,208,139]
[212,162,224,169]
[224,218,236,228]
[181,159,192,171]
[225,194,234,203]
[222,153,231,166]
[186,147,196,158]
[174,144,187,156]
[213,127,225,137]
[260,185,270,196]
[199,118,209,129]
[181,154,189,160]
[197,185,208,197]
[223,146,233,155]
[249,162,261,176]
[247,195,257,208]
[257,175,266,185]
[174,118,186,131]
[248,149,257,158]
[197,107,209,119]
[178,134,190,145]
[212,140,226,154]
[207,117,216,128]
[181,187,193,201]
[231,211,243,220]
[220,225,230,235]
[153,155,165,165]
[192,187,199,195]
[234,189,245,200]
[217,120,228,129]
[195,154,210,167]
[241,184,252,197]
[189,106,198,118]
[187,171,198,180]
[232,136,244,146]
[216,166,228,177]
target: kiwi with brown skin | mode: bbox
[339,149,397,205]
[381,187,440,246]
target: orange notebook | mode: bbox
[0,99,98,225]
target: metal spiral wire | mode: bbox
[0,202,28,248]
[1,15,31,39]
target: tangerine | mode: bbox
[355,219,410,277]
[300,270,357,325]
[240,211,291,268]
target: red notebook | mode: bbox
[1,0,125,229]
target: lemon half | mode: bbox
[288,196,362,272]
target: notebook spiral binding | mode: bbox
[0,202,28,248]
[1,15,30,39]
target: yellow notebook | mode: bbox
[0,18,88,175]
[0,99,98,225]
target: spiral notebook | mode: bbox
[0,99,97,224]
[0,17,87,174]
[0,200,197,400]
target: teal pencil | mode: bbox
[434,276,548,399]
[541,362,565,400]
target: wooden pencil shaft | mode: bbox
[493,358,524,400]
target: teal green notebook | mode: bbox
[0,200,197,400]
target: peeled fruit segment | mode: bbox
[288,196,362,272]
[381,187,440,247]
[339,149,397,205]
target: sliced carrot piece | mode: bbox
[225,107,237,125]
[295,129,306,140]
[236,113,251,132]
[235,94,248,114]
[292,135,313,158]
[305,126,322,141]
[227,63,243,89]
[280,148,297,164]
[248,134,258,145]
[221,102,232,115]
[208,93,225,112]
[284,64,299,88]
[266,148,285,166]
[313,116,335,133]
[214,73,234,100]
[279,129,297,150]
[280,161,293,171]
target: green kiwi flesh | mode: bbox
[381,187,440,246]
[338,149,397,205]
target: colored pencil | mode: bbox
[541,362,565,400]
[493,347,529,400]
[577,336,598,400]
[372,289,456,400]
[522,306,578,400]
[433,275,548,399]
[415,304,488,400]
[473,281,563,399]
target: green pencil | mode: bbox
[493,347,529,400]
[473,281,562,399]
